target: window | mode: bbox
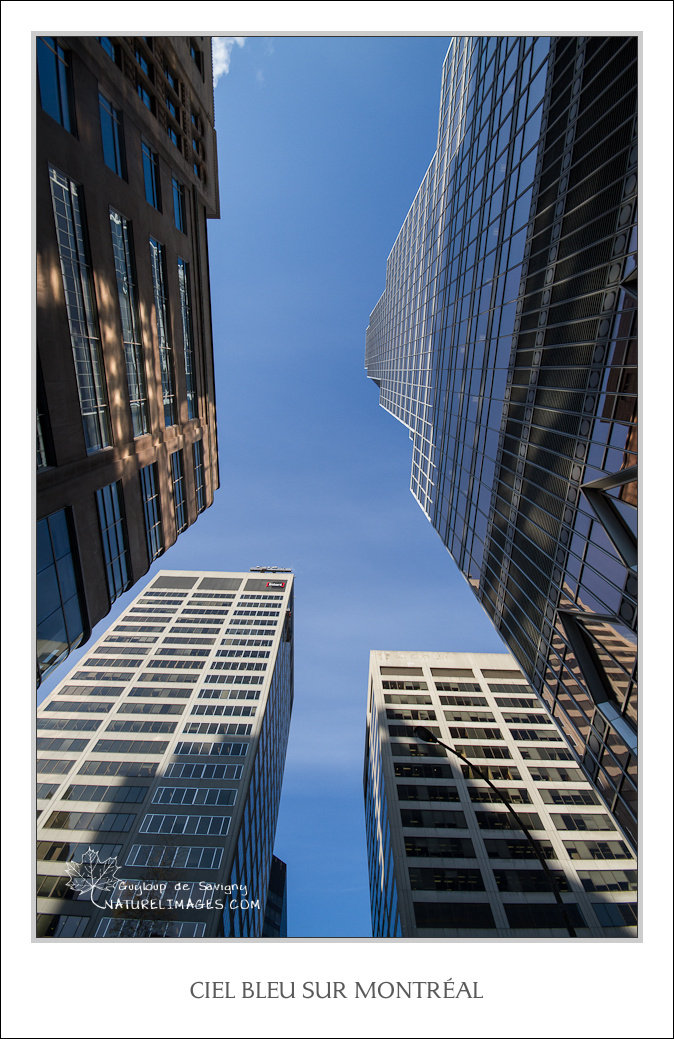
[592,902,637,928]
[97,37,120,65]
[135,45,152,77]
[164,64,179,92]
[44,811,135,832]
[148,238,175,425]
[99,93,126,177]
[37,914,89,938]
[139,463,163,562]
[37,841,123,863]
[137,80,155,113]
[190,40,204,74]
[193,440,206,513]
[49,166,111,451]
[37,509,88,685]
[142,141,161,209]
[96,918,206,938]
[140,814,231,836]
[105,720,176,734]
[170,450,187,533]
[37,37,74,132]
[177,258,197,418]
[37,359,53,469]
[127,845,222,869]
[172,178,187,233]
[109,209,148,436]
[37,718,101,732]
[167,125,180,148]
[153,787,236,806]
[96,481,131,603]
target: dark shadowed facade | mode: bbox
[365,38,637,844]
[37,36,220,685]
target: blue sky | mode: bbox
[37,35,509,937]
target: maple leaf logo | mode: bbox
[65,848,122,900]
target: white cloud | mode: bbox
[212,37,245,85]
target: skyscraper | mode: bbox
[36,36,220,685]
[36,568,294,939]
[364,650,637,937]
[365,37,637,843]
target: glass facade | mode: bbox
[49,166,111,452]
[193,440,206,513]
[149,237,176,427]
[109,209,149,436]
[172,177,186,233]
[170,450,187,534]
[365,37,637,843]
[99,92,126,177]
[142,141,161,208]
[37,510,88,686]
[36,570,294,939]
[37,37,74,132]
[96,481,131,604]
[177,257,197,419]
[139,463,163,562]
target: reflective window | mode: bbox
[139,463,163,561]
[193,440,206,513]
[109,209,148,436]
[99,93,126,177]
[170,450,187,533]
[97,37,119,65]
[172,177,187,233]
[37,914,89,938]
[49,166,110,451]
[37,509,88,685]
[148,237,175,425]
[37,37,74,132]
[177,258,197,418]
[96,481,131,603]
[142,141,161,209]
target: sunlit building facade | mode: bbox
[364,651,637,937]
[36,569,294,939]
[37,36,220,685]
[365,37,637,843]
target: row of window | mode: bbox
[95,918,206,938]
[140,813,230,836]
[404,836,632,861]
[45,163,202,445]
[38,37,207,191]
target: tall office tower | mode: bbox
[36,569,294,939]
[261,855,288,938]
[36,37,220,686]
[365,37,637,843]
[364,651,637,938]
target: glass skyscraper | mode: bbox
[36,568,293,939]
[365,37,637,844]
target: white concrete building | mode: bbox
[37,568,293,938]
[364,650,637,938]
